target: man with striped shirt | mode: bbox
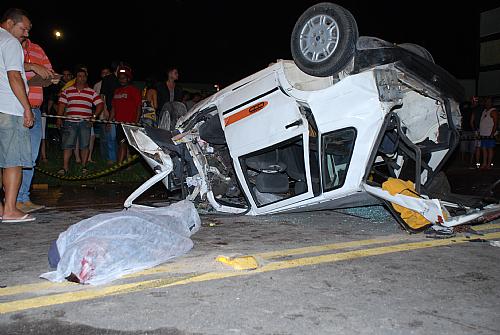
[18,38,55,213]
[57,68,103,175]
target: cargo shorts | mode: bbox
[61,120,92,150]
[0,112,33,168]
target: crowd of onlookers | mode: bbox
[42,63,208,176]
[0,8,209,222]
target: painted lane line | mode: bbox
[1,231,499,314]
[1,222,498,298]
[0,236,403,298]
[0,275,198,315]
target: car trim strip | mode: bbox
[222,87,279,116]
[224,101,269,127]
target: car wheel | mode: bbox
[398,43,434,63]
[291,2,358,77]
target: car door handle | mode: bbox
[285,119,303,129]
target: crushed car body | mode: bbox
[123,3,500,232]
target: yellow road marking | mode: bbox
[0,275,197,315]
[1,222,498,298]
[1,231,499,315]
[253,231,500,272]
[0,282,75,298]
[0,236,400,298]
[474,223,500,231]
[257,237,399,259]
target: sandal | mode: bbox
[2,214,36,223]
[81,167,89,175]
[57,168,68,176]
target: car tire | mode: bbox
[398,43,434,63]
[291,2,358,77]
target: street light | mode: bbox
[54,30,62,39]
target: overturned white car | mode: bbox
[124,3,500,232]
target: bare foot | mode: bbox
[2,208,30,220]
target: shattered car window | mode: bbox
[322,128,356,191]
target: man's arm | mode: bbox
[470,113,476,131]
[56,100,66,128]
[7,71,33,128]
[94,103,103,120]
[24,63,54,80]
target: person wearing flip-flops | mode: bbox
[0,8,36,223]
[16,34,58,214]
[56,69,103,176]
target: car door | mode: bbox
[219,71,316,214]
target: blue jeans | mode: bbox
[17,108,42,202]
[106,124,117,162]
[98,124,117,162]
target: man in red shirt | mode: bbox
[109,66,141,163]
[17,38,56,213]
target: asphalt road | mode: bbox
[0,200,499,335]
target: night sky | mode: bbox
[2,1,500,87]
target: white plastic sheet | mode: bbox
[41,200,200,285]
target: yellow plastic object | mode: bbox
[216,255,259,270]
[61,78,75,91]
[382,178,431,230]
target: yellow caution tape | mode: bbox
[34,154,139,181]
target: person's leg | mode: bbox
[481,145,488,169]
[88,126,96,163]
[78,121,91,170]
[97,124,107,162]
[475,144,481,168]
[40,140,47,161]
[106,125,117,164]
[116,126,128,163]
[2,166,27,220]
[40,114,47,162]
[60,121,77,173]
[62,149,72,171]
[74,138,81,164]
[118,142,127,163]
[17,108,42,205]
[487,142,495,168]
[0,113,33,219]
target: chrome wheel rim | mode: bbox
[299,14,339,63]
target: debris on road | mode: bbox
[490,240,500,247]
[424,225,456,239]
[41,200,200,285]
[216,255,259,270]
